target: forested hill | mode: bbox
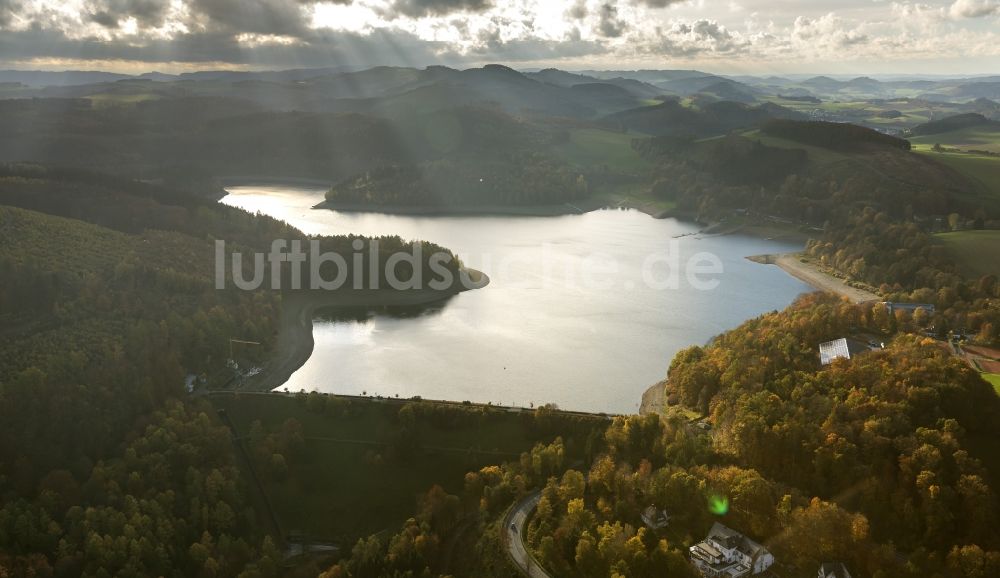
[910,113,998,136]
[760,119,911,151]
[0,193,284,574]
[0,165,465,576]
[666,294,1000,556]
[601,98,803,137]
[0,99,409,193]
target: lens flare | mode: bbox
[708,494,729,516]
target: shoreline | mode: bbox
[223,182,831,415]
[237,269,488,393]
[313,197,636,218]
[221,175,334,189]
[748,253,880,304]
[313,200,819,245]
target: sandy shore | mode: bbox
[749,253,879,304]
[239,269,488,392]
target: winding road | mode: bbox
[503,492,552,578]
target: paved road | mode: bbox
[503,492,552,578]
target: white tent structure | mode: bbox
[819,338,851,365]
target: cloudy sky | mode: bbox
[1,0,999,74]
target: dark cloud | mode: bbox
[0,26,448,68]
[471,28,605,61]
[86,0,172,28]
[0,0,22,27]
[566,0,587,20]
[382,0,494,19]
[597,3,626,38]
[184,0,334,37]
[634,0,686,7]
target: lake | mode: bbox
[221,185,812,414]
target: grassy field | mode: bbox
[211,393,605,544]
[592,182,677,216]
[912,146,1000,191]
[983,373,1000,395]
[910,125,1000,154]
[913,147,1000,213]
[554,128,651,173]
[936,230,1000,279]
[86,92,161,108]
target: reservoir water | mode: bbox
[221,185,812,414]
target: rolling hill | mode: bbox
[602,98,802,137]
[910,113,1000,137]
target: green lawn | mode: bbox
[554,128,652,173]
[983,372,1000,395]
[936,230,1000,279]
[211,393,605,543]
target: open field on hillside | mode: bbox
[936,230,1000,279]
[553,128,651,173]
[764,97,937,127]
[910,125,1000,153]
[86,92,161,107]
[913,147,1000,190]
[914,148,1000,213]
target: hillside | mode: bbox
[0,98,563,194]
[633,116,986,224]
[602,98,801,137]
[0,164,478,575]
[760,119,911,151]
[0,193,281,489]
[936,230,1000,279]
[908,114,1000,155]
[910,112,998,136]
[910,149,1000,214]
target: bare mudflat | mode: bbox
[749,253,879,304]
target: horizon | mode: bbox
[1,1,999,75]
[2,63,1000,81]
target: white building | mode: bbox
[689,523,774,578]
[818,562,852,578]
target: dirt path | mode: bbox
[749,253,879,304]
